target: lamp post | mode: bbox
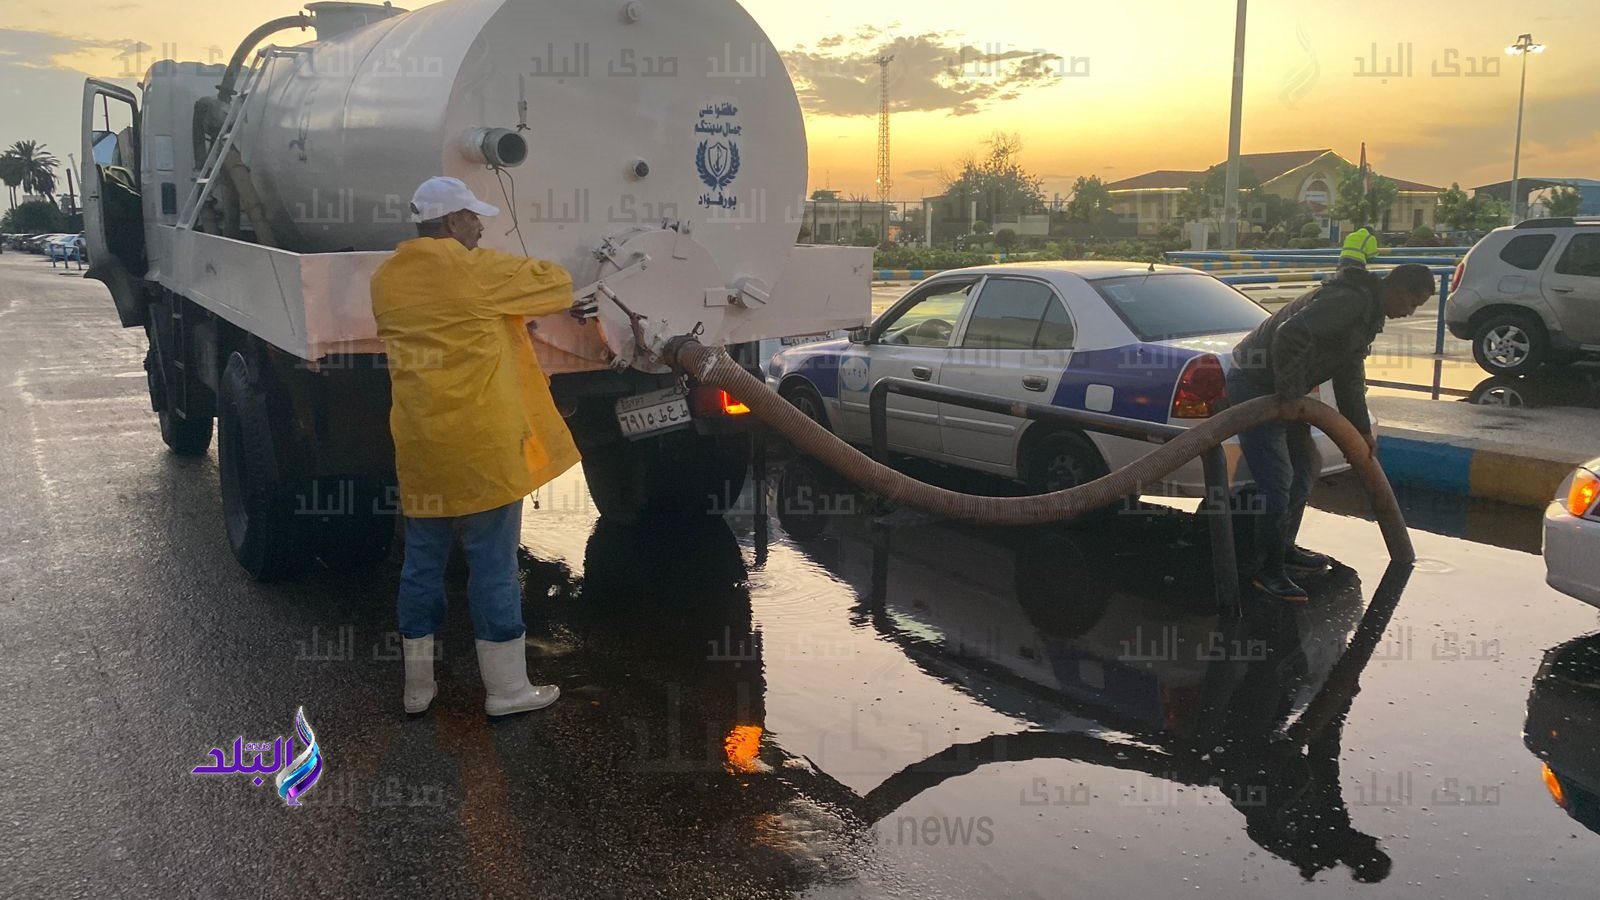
[1506,33,1544,223]
[1220,0,1247,249]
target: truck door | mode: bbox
[81,79,147,327]
[1543,232,1600,345]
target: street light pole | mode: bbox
[1220,0,1247,249]
[1506,33,1544,223]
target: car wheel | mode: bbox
[1472,312,1548,376]
[780,381,831,431]
[1026,431,1109,496]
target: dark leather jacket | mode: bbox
[1231,268,1384,433]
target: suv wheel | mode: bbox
[1472,312,1548,376]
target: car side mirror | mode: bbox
[847,326,871,344]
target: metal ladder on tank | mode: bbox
[176,51,276,232]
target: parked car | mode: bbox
[1447,217,1600,376]
[1543,458,1600,607]
[23,233,66,253]
[766,261,1353,496]
[45,234,85,263]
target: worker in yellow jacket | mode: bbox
[371,176,593,718]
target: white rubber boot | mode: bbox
[475,637,560,717]
[402,635,437,714]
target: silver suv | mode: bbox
[1446,218,1600,375]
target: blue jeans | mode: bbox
[1225,368,1321,575]
[397,500,526,642]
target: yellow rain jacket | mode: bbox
[371,237,581,518]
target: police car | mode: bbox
[765,261,1351,495]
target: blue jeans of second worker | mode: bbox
[397,500,525,642]
[1225,368,1321,577]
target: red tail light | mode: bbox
[1449,260,1465,298]
[1172,354,1225,419]
[720,390,751,416]
[690,385,751,417]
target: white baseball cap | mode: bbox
[408,176,499,222]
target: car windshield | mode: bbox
[1091,273,1268,341]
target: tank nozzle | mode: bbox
[460,127,527,169]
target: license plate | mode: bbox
[615,386,691,439]
[780,332,834,346]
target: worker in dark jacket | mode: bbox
[1228,263,1435,601]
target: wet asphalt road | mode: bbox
[6,252,1600,899]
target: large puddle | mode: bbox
[510,450,1600,897]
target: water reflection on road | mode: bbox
[515,446,1598,896]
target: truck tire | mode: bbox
[217,351,304,581]
[144,345,213,456]
[582,431,751,524]
[1472,311,1548,376]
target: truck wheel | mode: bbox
[582,431,751,524]
[144,345,213,456]
[217,351,304,581]
[1472,312,1547,376]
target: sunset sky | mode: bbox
[2,0,1594,203]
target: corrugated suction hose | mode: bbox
[669,339,1414,564]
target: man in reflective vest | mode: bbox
[1340,226,1379,269]
[371,176,596,717]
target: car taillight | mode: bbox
[1449,261,1465,297]
[1172,355,1225,419]
[1568,468,1599,517]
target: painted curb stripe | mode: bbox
[1377,434,1577,509]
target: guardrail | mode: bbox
[866,376,1241,614]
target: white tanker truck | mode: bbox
[79,0,870,579]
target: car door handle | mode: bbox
[1021,375,1049,392]
[911,366,932,381]
[1552,286,1574,293]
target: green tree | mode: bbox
[2,141,60,205]
[0,199,68,233]
[1066,175,1112,221]
[1435,183,1473,231]
[849,227,879,247]
[1545,184,1583,218]
[1177,167,1263,228]
[1330,163,1398,227]
[940,133,1046,230]
[971,220,990,236]
[1468,196,1509,230]
[0,154,23,209]
[994,228,1017,256]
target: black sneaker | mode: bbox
[1285,545,1330,570]
[1252,572,1309,603]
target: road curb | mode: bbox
[1377,427,1583,509]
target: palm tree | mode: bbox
[0,154,22,210]
[2,141,60,206]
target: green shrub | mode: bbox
[1298,222,1322,239]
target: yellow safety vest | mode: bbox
[1341,228,1379,265]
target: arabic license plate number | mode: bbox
[615,387,691,439]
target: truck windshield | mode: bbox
[1090,273,1269,341]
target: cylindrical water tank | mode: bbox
[232,0,808,368]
